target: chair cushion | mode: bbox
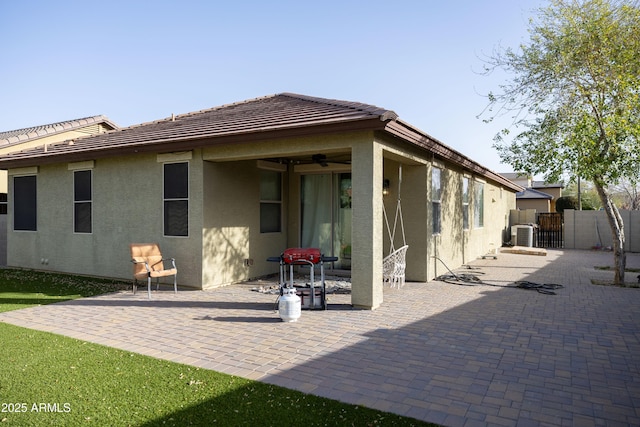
[149,268,177,278]
[130,243,175,277]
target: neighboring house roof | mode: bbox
[516,188,553,200]
[531,180,563,189]
[0,115,118,148]
[0,93,521,192]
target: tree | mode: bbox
[564,180,600,209]
[556,195,580,212]
[483,0,640,284]
[609,178,640,209]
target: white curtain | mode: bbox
[301,174,332,254]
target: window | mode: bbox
[0,193,7,215]
[431,167,442,235]
[260,170,282,233]
[14,175,37,231]
[462,177,470,230]
[474,181,484,228]
[164,162,189,237]
[74,170,92,233]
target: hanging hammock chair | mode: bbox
[383,165,408,288]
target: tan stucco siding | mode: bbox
[201,131,366,162]
[202,160,288,288]
[517,199,550,213]
[0,127,114,194]
[7,152,205,287]
[201,133,362,289]
[351,140,384,309]
[382,159,429,282]
[4,126,518,305]
[382,158,515,282]
[464,179,515,260]
[0,170,7,193]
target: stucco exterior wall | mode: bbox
[7,152,205,287]
[387,161,429,283]
[539,187,561,212]
[517,198,550,213]
[201,159,288,288]
[5,126,518,306]
[380,154,515,283]
[427,166,514,279]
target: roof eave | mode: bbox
[0,117,388,170]
[384,120,523,192]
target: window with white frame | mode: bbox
[14,175,37,231]
[431,167,442,235]
[74,170,92,233]
[462,176,470,230]
[474,181,484,228]
[260,169,282,233]
[164,162,189,237]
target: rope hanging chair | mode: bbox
[383,165,408,288]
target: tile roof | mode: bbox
[517,188,554,200]
[0,115,118,147]
[0,93,521,192]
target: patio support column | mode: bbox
[402,164,429,282]
[351,141,383,309]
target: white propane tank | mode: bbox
[279,288,301,322]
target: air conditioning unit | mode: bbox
[511,225,534,247]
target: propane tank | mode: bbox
[279,288,301,322]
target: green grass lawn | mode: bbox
[0,269,434,426]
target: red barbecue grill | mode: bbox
[267,248,338,310]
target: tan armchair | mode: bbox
[130,243,177,299]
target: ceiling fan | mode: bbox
[312,154,329,167]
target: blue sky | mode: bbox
[0,0,545,173]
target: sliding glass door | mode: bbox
[300,173,352,269]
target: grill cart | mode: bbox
[267,248,338,310]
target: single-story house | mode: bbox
[0,116,118,265]
[0,93,521,309]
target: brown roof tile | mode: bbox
[0,93,521,192]
[0,93,394,164]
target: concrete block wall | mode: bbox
[564,209,640,252]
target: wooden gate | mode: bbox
[537,213,563,248]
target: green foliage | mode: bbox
[556,195,579,212]
[0,270,432,426]
[485,0,640,186]
[483,0,640,283]
[555,195,595,211]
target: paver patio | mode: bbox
[1,249,640,426]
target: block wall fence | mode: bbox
[563,209,640,253]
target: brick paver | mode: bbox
[1,249,640,426]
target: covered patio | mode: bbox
[205,139,430,310]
